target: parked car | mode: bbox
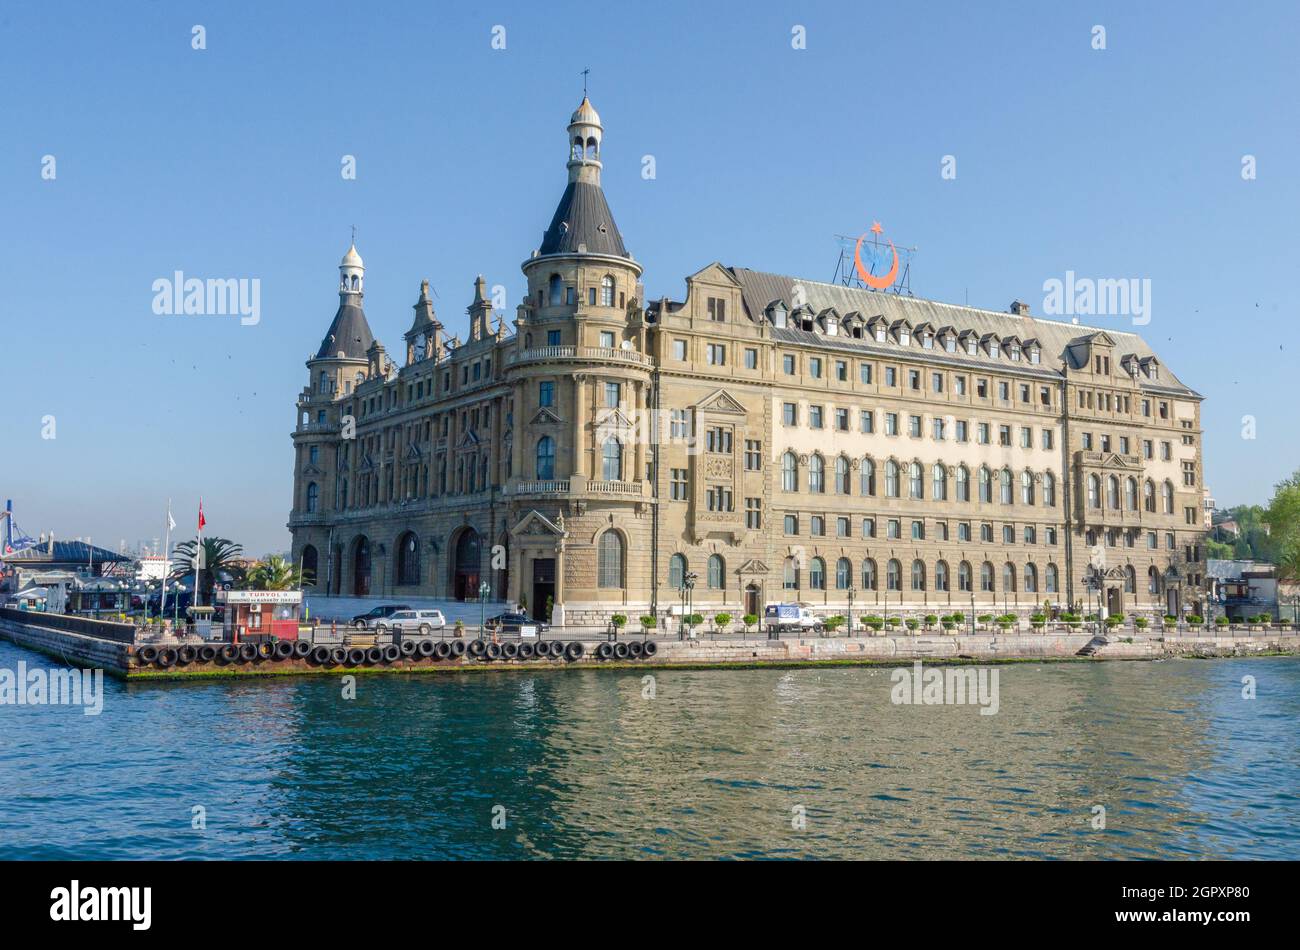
[484,612,548,636]
[385,609,447,637]
[351,604,411,629]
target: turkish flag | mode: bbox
[198,500,206,532]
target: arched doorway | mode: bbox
[744,583,761,619]
[395,531,420,587]
[300,545,318,588]
[453,529,481,601]
[352,536,371,596]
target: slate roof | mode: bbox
[539,180,629,258]
[316,299,376,360]
[726,268,1198,396]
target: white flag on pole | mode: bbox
[167,507,177,532]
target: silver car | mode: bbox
[383,609,447,637]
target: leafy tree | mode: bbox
[247,554,303,591]
[170,537,245,603]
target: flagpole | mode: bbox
[194,498,203,610]
[161,498,172,622]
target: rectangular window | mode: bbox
[744,348,758,370]
[860,363,873,385]
[744,440,761,470]
[783,354,796,375]
[670,468,688,500]
[835,408,849,431]
[860,410,874,434]
[809,357,823,379]
[885,366,897,387]
[837,517,850,538]
[784,514,799,535]
[933,418,946,440]
[745,498,761,529]
[862,517,876,538]
[887,519,901,539]
[538,381,554,407]
[783,403,797,426]
[932,372,944,393]
[835,360,848,381]
[977,423,990,445]
[885,413,899,436]
[955,376,967,396]
[672,339,687,360]
[547,330,561,346]
[998,425,1011,447]
[1041,429,1053,450]
[706,343,726,366]
[599,331,616,349]
[956,420,968,442]
[604,382,621,408]
[809,406,824,429]
[908,415,922,437]
[811,515,825,537]
[1020,427,1032,448]
[909,370,921,391]
[707,296,726,321]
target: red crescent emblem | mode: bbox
[854,232,899,290]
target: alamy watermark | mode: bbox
[1,661,104,715]
[890,660,999,715]
[1042,271,1151,326]
[152,272,261,326]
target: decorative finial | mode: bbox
[351,224,357,245]
[581,67,589,96]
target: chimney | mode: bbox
[1010,300,1030,316]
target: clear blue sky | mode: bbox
[2,0,1296,555]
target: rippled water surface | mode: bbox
[2,638,1298,859]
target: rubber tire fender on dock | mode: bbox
[256,642,275,660]
[549,640,566,658]
[450,640,467,657]
[293,640,313,658]
[310,646,332,665]
[346,648,366,666]
[400,640,418,657]
[218,645,238,664]
[365,646,384,664]
[614,642,630,660]
[198,645,218,663]
[565,641,584,661]
[330,647,348,666]
[156,647,177,668]
[432,640,450,659]
[137,645,159,665]
[596,642,612,660]
[485,642,502,660]
[628,641,644,659]
[176,645,197,665]
[382,644,402,663]
[502,641,519,659]
[642,641,658,657]
[518,641,535,659]
[273,641,294,660]
[468,639,486,658]
[238,643,258,662]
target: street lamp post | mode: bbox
[683,572,697,639]
[478,580,491,639]
[847,586,855,638]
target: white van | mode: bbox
[382,609,447,636]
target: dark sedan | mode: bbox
[484,612,549,635]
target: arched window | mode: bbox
[707,554,725,590]
[885,460,900,497]
[597,531,623,588]
[1148,566,1161,594]
[1144,479,1156,512]
[911,559,926,591]
[396,531,421,586]
[958,560,972,592]
[601,439,622,481]
[981,561,995,592]
[1105,475,1118,509]
[1045,563,1058,593]
[536,436,555,480]
[979,466,992,503]
[935,560,949,591]
[886,559,902,591]
[300,545,318,588]
[1088,474,1101,508]
[933,463,947,501]
[305,482,319,513]
[782,452,798,492]
[956,465,970,502]
[548,273,563,306]
[1000,468,1013,505]
[600,275,615,307]
[1125,477,1137,510]
[1024,563,1038,593]
[809,454,825,493]
[783,556,799,589]
[860,457,876,495]
[909,462,924,499]
[835,456,850,494]
[1003,562,1017,593]
[861,558,877,590]
[1162,481,1174,514]
[1043,472,1056,507]
[668,553,686,589]
[835,557,852,590]
[318,371,327,393]
[1022,470,1035,505]
[1124,565,1136,593]
[810,557,826,590]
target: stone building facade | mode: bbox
[289,96,1209,624]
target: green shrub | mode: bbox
[611,614,628,629]
[924,614,938,625]
[713,613,731,629]
[640,615,657,630]
[742,613,758,630]
[824,615,844,631]
[1187,615,1203,625]
[1134,617,1149,629]
[1215,616,1229,627]
[977,614,993,624]
[1163,614,1177,625]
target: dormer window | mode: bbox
[1028,346,1040,365]
[988,341,1001,359]
[945,336,956,353]
[966,339,978,356]
[921,333,934,349]
[769,301,788,328]
[1008,344,1021,361]
[898,329,911,346]
[826,317,838,336]
[875,326,887,343]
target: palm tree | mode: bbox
[171,537,245,604]
[247,555,304,591]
